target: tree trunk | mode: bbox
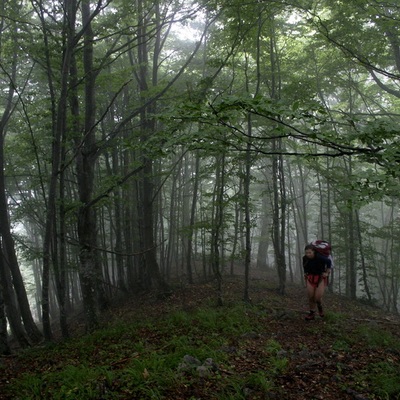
[271,141,287,295]
[0,130,42,343]
[74,0,106,331]
[355,210,372,302]
[55,141,70,339]
[230,187,241,276]
[268,14,286,294]
[186,151,200,284]
[136,0,168,294]
[211,153,226,306]
[0,276,10,354]
[124,148,140,290]
[0,46,42,345]
[346,205,357,300]
[256,194,270,270]
[0,245,30,348]
[165,158,180,280]
[345,158,357,300]
[110,146,127,293]
[286,161,307,282]
[39,0,78,341]
[243,115,252,303]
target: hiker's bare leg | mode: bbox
[314,279,326,304]
[306,281,316,310]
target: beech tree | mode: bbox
[0,0,42,346]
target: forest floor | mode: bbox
[1,269,400,399]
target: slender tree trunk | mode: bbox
[0,136,42,343]
[268,14,286,294]
[345,206,357,300]
[0,245,30,348]
[345,158,357,300]
[256,187,271,270]
[286,210,294,283]
[54,139,70,338]
[0,2,9,354]
[286,161,306,282]
[74,0,107,331]
[186,151,200,284]
[0,284,10,355]
[165,161,179,280]
[355,210,372,302]
[298,164,308,244]
[316,170,325,238]
[230,189,241,275]
[124,148,139,290]
[0,56,42,346]
[271,142,287,295]
[243,115,252,303]
[325,161,334,291]
[137,0,168,293]
[40,0,77,341]
[110,146,127,293]
[211,154,225,306]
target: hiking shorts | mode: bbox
[306,274,328,288]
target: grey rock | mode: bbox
[196,365,211,377]
[203,357,218,371]
[177,354,202,372]
[178,355,220,377]
[183,354,201,366]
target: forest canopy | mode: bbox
[0,0,400,349]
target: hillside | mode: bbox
[1,274,400,399]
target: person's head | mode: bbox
[304,244,316,259]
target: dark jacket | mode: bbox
[303,254,332,275]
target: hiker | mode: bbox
[303,244,332,320]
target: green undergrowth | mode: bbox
[355,361,400,399]
[6,304,272,399]
[352,325,400,398]
[306,314,400,398]
[5,299,400,399]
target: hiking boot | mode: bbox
[317,304,324,317]
[305,311,315,321]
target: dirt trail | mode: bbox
[162,273,400,399]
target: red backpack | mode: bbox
[311,240,331,257]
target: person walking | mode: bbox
[303,244,332,320]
